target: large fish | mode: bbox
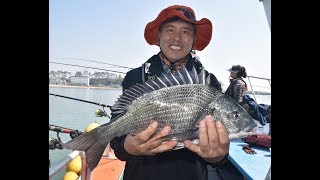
[63,65,257,171]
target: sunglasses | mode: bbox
[175,8,196,21]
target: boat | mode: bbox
[49,0,271,179]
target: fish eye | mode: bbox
[233,111,240,119]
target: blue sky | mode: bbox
[49,0,270,90]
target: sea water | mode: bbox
[49,87,122,179]
[49,87,271,179]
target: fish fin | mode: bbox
[145,80,160,90]
[85,141,107,172]
[111,109,126,115]
[63,128,110,171]
[198,67,206,84]
[173,70,186,84]
[179,66,193,84]
[152,77,168,88]
[205,74,211,85]
[173,139,200,150]
[158,72,174,86]
[111,65,207,114]
[161,71,180,85]
[161,130,199,150]
[188,66,199,84]
[135,83,153,93]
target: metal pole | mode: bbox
[247,76,257,102]
[49,151,80,179]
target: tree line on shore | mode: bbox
[49,70,270,94]
[49,70,124,87]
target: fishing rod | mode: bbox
[49,124,83,138]
[49,124,83,151]
[49,93,112,118]
[49,61,127,74]
[49,124,74,134]
[52,57,134,70]
[49,93,112,108]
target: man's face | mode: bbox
[159,20,195,62]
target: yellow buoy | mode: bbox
[63,171,79,180]
[66,156,82,173]
[84,122,100,132]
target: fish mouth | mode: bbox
[243,123,258,133]
[229,124,258,139]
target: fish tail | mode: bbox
[63,129,111,171]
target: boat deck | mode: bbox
[92,156,126,180]
[228,138,271,180]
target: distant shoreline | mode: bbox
[49,84,270,94]
[49,84,122,90]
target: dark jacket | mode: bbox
[225,78,247,105]
[110,54,222,180]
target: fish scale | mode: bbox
[122,85,212,133]
[63,65,257,172]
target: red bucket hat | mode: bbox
[144,5,213,51]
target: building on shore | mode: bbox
[49,77,67,85]
[70,70,90,86]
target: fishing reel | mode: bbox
[69,130,83,139]
[49,136,63,150]
[95,108,110,118]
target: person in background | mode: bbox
[225,65,249,110]
[110,5,243,180]
[226,65,271,132]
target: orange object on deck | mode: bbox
[91,150,126,180]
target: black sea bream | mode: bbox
[64,65,257,171]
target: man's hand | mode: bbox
[124,121,178,156]
[184,115,230,163]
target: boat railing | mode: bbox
[49,145,117,180]
[246,75,271,103]
[49,150,80,179]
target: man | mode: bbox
[110,5,240,180]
